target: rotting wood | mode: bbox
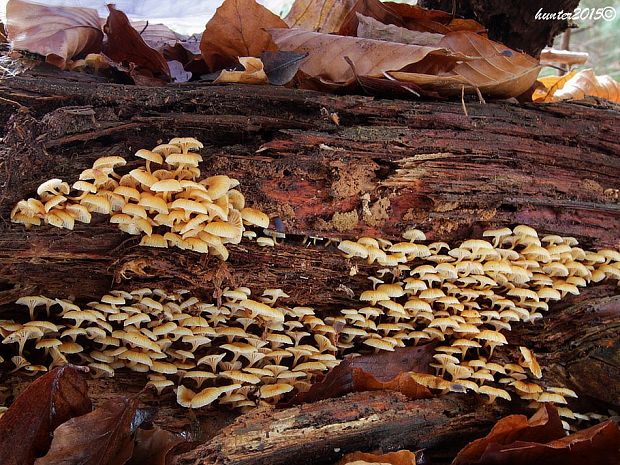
[0,71,618,464]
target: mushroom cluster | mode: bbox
[0,225,618,421]
[9,138,272,259]
[334,226,619,422]
[1,287,341,409]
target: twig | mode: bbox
[0,95,27,110]
[460,85,468,117]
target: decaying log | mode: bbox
[0,70,618,464]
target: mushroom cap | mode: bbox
[37,178,65,196]
[166,152,202,167]
[363,338,395,351]
[151,179,184,193]
[242,299,284,322]
[479,385,512,401]
[338,240,369,259]
[93,156,127,169]
[260,383,294,399]
[190,386,225,408]
[240,208,270,228]
[135,149,164,164]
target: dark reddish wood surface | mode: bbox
[0,72,618,464]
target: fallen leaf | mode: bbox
[456,417,620,465]
[269,28,458,85]
[103,5,170,82]
[356,13,443,46]
[130,21,181,51]
[288,344,435,404]
[214,57,269,84]
[338,450,418,465]
[168,60,192,83]
[338,0,404,37]
[550,68,620,103]
[200,0,288,73]
[34,396,142,465]
[261,50,308,85]
[452,404,566,464]
[6,0,103,69]
[384,3,485,34]
[391,31,540,98]
[0,365,91,465]
[284,0,358,33]
[532,71,577,103]
[126,428,185,465]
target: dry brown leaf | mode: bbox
[338,450,417,465]
[454,406,620,465]
[0,365,91,465]
[532,70,577,103]
[391,31,540,98]
[261,50,308,85]
[130,21,181,51]
[269,28,458,85]
[338,0,404,37]
[284,0,357,33]
[453,404,565,464]
[6,0,103,69]
[214,57,269,84]
[126,428,185,465]
[103,5,170,83]
[384,2,485,34]
[551,68,620,103]
[287,344,435,405]
[34,396,141,465]
[356,14,443,46]
[200,0,288,73]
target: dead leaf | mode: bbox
[269,28,458,85]
[455,416,620,465]
[391,31,540,98]
[550,68,620,103]
[126,428,185,465]
[168,60,192,83]
[130,21,181,51]
[384,3,485,34]
[34,396,142,465]
[284,0,357,33]
[338,0,404,37]
[261,51,308,85]
[200,0,288,73]
[6,0,103,69]
[0,365,91,465]
[103,5,170,82]
[532,71,577,102]
[338,450,418,465]
[214,57,269,84]
[356,14,443,46]
[452,404,566,464]
[288,344,435,405]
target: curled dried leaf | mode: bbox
[269,28,458,86]
[200,0,288,72]
[103,5,170,83]
[0,365,91,465]
[551,68,620,103]
[6,0,102,69]
[288,344,435,405]
[34,396,142,465]
[214,57,269,85]
[284,0,357,33]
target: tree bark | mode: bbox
[419,0,580,57]
[0,70,618,464]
